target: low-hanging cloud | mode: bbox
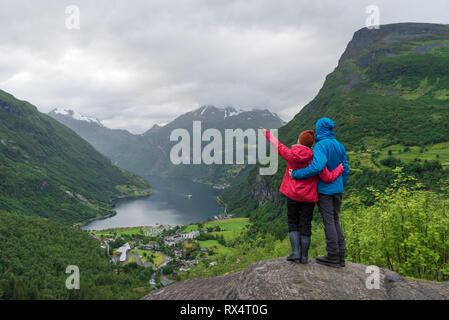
[0,0,448,133]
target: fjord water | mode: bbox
[81,175,221,230]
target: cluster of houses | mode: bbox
[172,256,200,272]
[163,230,200,246]
[144,225,173,237]
[108,230,203,266]
[212,214,233,221]
[89,220,232,289]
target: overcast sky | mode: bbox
[0,0,448,133]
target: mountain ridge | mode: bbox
[49,104,285,185]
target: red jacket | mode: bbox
[265,130,343,203]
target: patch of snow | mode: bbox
[227,108,245,118]
[54,108,103,126]
[53,107,69,115]
[71,111,103,126]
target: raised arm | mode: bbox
[263,129,293,162]
[291,143,327,179]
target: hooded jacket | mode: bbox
[265,130,343,202]
[291,118,350,195]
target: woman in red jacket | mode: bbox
[260,128,343,264]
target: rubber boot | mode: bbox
[286,231,300,262]
[299,235,311,264]
[316,254,341,268]
[339,252,346,267]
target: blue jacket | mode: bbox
[291,118,349,195]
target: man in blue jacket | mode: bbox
[290,118,350,268]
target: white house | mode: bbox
[180,230,200,240]
[116,243,131,262]
[164,231,200,246]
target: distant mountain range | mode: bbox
[49,105,285,186]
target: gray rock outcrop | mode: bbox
[142,258,449,300]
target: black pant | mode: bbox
[286,197,315,236]
[317,194,346,255]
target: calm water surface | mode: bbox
[81,175,221,230]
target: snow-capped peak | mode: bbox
[52,108,103,127]
[225,107,244,118]
[53,107,70,116]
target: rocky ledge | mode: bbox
[142,258,449,300]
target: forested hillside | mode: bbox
[0,211,152,299]
[0,89,152,225]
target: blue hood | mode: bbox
[315,118,335,142]
[291,116,350,195]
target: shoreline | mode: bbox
[79,197,229,232]
[76,183,228,232]
[85,224,176,232]
[74,188,153,230]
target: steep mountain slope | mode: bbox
[49,108,140,168]
[282,22,449,149]
[50,105,285,186]
[0,90,151,225]
[221,23,449,228]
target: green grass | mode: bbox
[347,141,449,172]
[114,184,153,198]
[154,253,164,267]
[204,218,250,241]
[184,218,250,241]
[130,249,164,266]
[198,240,235,255]
[183,219,251,256]
[378,142,449,166]
[94,227,145,237]
[203,217,249,229]
[184,224,200,232]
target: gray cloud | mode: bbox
[0,0,448,133]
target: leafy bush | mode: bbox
[342,168,449,280]
[380,156,402,168]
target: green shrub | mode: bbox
[342,168,449,280]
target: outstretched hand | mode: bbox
[259,126,266,134]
